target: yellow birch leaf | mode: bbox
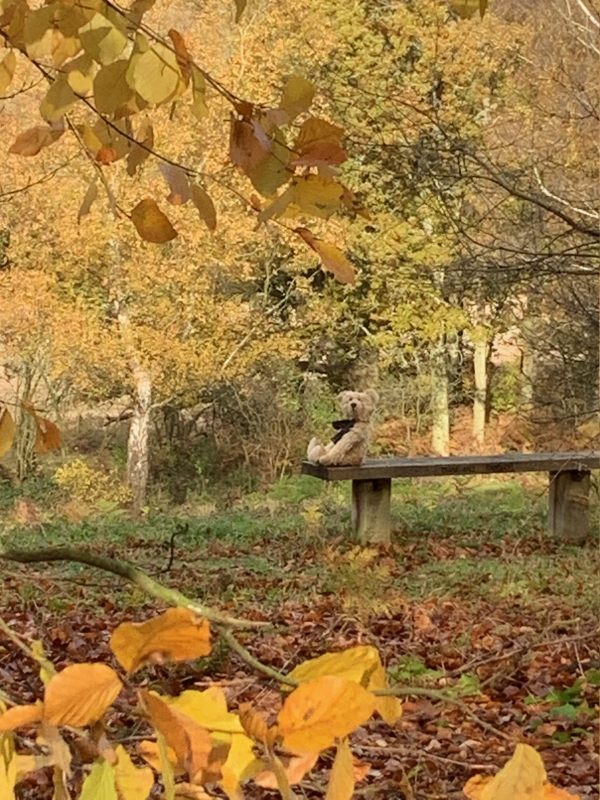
[295,117,344,152]
[79,759,118,800]
[0,50,16,95]
[0,703,43,732]
[279,75,315,122]
[114,744,153,800]
[287,175,344,220]
[450,0,482,19]
[79,12,127,65]
[65,53,95,95]
[39,75,77,122]
[219,733,261,798]
[368,664,403,725]
[325,738,354,800]
[278,676,375,755]
[296,228,356,284]
[110,608,210,673]
[94,60,133,115]
[191,67,208,119]
[0,407,15,457]
[130,198,178,244]
[168,688,242,733]
[138,740,181,775]
[23,5,54,60]
[158,733,176,800]
[44,663,123,727]
[126,43,183,106]
[190,185,217,231]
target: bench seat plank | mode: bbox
[301,451,599,482]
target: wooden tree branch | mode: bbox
[0,546,266,630]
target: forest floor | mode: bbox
[1,474,599,799]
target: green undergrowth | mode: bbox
[1,473,598,618]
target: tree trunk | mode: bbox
[472,334,487,446]
[126,363,152,515]
[431,341,450,456]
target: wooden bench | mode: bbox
[302,451,599,545]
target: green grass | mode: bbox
[1,473,598,617]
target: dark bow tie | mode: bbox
[331,418,355,444]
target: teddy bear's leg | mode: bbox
[306,437,328,463]
[317,436,363,466]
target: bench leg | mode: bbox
[351,478,391,545]
[548,470,591,544]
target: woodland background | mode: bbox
[0,1,599,799]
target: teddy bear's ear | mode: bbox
[365,389,379,404]
[337,391,349,403]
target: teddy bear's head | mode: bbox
[337,389,379,423]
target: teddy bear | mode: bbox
[306,389,379,466]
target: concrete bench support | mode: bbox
[352,478,392,545]
[548,470,591,544]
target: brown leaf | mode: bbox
[34,417,61,454]
[8,125,63,157]
[190,185,217,231]
[233,0,247,23]
[229,116,270,173]
[255,752,318,788]
[127,119,154,176]
[159,162,191,205]
[110,608,211,673]
[168,29,192,80]
[295,227,355,284]
[44,663,123,727]
[0,406,15,457]
[291,141,347,168]
[131,198,178,243]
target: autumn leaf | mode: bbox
[0,703,17,799]
[34,416,61,454]
[325,738,354,800]
[78,181,99,224]
[79,759,117,800]
[114,744,153,800]
[0,704,44,732]
[255,752,318,789]
[131,198,178,243]
[233,0,247,23]
[450,0,487,18]
[0,407,15,458]
[279,75,315,122]
[140,691,230,785]
[295,228,356,284]
[0,50,17,95]
[463,744,581,800]
[8,125,64,157]
[288,176,344,219]
[159,163,191,205]
[168,29,192,80]
[219,733,261,797]
[278,676,375,755]
[44,663,123,727]
[110,607,211,673]
[168,687,242,733]
[190,185,217,231]
[127,119,154,176]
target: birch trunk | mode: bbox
[472,335,487,446]
[431,341,450,456]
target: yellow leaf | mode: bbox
[0,50,16,95]
[138,740,181,774]
[296,228,356,285]
[140,691,230,785]
[37,722,72,777]
[158,733,176,800]
[65,53,95,95]
[44,663,123,727]
[79,12,127,65]
[8,125,63,157]
[287,175,344,219]
[190,185,217,231]
[131,198,178,244]
[114,744,153,800]
[463,744,580,800]
[168,688,242,733]
[295,117,343,152]
[40,75,77,122]
[94,60,133,115]
[0,708,16,800]
[191,67,208,120]
[278,676,375,755]
[233,0,247,23]
[0,407,15,458]
[279,75,315,122]
[255,752,318,789]
[34,416,61,454]
[79,759,117,800]
[450,0,484,19]
[110,608,211,673]
[219,733,261,798]
[126,42,183,106]
[229,117,291,196]
[325,738,354,800]
[369,664,402,725]
[0,704,43,732]
[287,645,380,687]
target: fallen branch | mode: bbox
[0,546,267,630]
